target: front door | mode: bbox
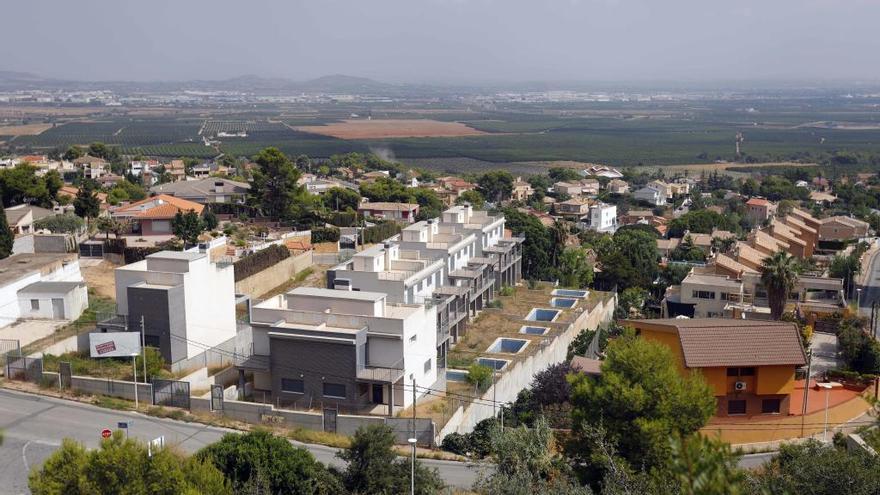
[51,299,64,319]
[372,384,385,404]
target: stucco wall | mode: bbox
[234,250,314,298]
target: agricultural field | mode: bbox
[294,119,487,139]
[11,119,202,148]
[0,123,53,136]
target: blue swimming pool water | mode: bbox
[486,338,529,354]
[526,308,561,322]
[520,326,549,335]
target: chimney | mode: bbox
[463,204,471,223]
[383,242,392,270]
[426,219,434,242]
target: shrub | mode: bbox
[440,432,470,456]
[311,226,340,243]
[103,238,126,254]
[123,246,161,264]
[362,221,401,244]
[467,363,493,389]
[499,286,514,297]
[233,244,291,282]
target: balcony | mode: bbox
[357,358,405,383]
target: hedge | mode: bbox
[312,226,341,243]
[362,221,401,244]
[123,246,161,264]
[328,211,358,227]
[103,238,126,254]
[233,244,291,282]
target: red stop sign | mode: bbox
[101,429,112,439]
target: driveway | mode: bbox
[809,332,840,378]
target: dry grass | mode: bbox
[294,119,487,139]
[81,260,119,300]
[258,265,328,299]
[530,160,817,176]
[0,123,52,136]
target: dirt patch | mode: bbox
[294,119,487,139]
[0,123,52,136]
[81,260,119,300]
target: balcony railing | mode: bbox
[357,358,405,383]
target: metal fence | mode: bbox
[0,339,21,374]
[6,354,43,383]
[152,378,191,409]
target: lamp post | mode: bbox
[857,288,862,312]
[818,383,833,442]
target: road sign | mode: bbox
[101,429,112,439]
[117,421,132,429]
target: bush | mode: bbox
[233,244,291,282]
[123,246,161,264]
[103,238,126,254]
[499,286,514,297]
[440,432,470,456]
[362,221,401,244]
[311,226,340,243]
[467,363,493,389]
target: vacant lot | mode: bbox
[0,123,52,136]
[294,119,486,139]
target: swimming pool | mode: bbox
[476,358,510,371]
[550,297,578,309]
[525,308,561,322]
[520,326,549,335]
[551,289,589,298]
[486,337,530,354]
[446,369,469,382]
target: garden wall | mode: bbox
[234,250,313,297]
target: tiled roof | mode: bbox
[624,318,806,368]
[357,202,418,210]
[113,194,204,219]
[715,254,757,275]
[746,197,770,206]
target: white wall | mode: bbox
[0,259,83,328]
[183,257,237,359]
[18,285,88,321]
[400,303,438,408]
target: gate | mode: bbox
[151,378,191,409]
[210,384,224,411]
[6,354,43,383]
[0,339,20,374]
[78,241,104,258]
[59,361,72,389]
[323,408,338,433]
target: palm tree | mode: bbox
[760,251,799,320]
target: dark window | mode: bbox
[727,399,747,415]
[30,299,39,310]
[762,398,781,414]
[739,367,755,376]
[726,367,739,377]
[281,378,304,394]
[144,335,161,348]
[323,383,346,398]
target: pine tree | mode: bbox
[0,203,13,259]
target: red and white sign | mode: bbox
[101,428,112,439]
[89,332,141,358]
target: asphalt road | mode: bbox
[0,389,480,494]
[858,240,880,325]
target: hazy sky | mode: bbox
[5,0,879,83]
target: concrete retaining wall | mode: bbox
[234,250,314,297]
[171,326,253,374]
[33,331,90,357]
[437,293,617,442]
[42,371,153,402]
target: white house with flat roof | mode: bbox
[0,253,85,328]
[107,251,236,364]
[244,287,437,415]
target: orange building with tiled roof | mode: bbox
[110,194,204,236]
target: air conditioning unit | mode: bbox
[734,381,747,391]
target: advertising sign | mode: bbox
[89,332,142,358]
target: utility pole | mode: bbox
[140,316,147,382]
[132,355,139,408]
[800,349,812,437]
[492,367,497,417]
[410,378,416,495]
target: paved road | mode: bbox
[859,240,880,327]
[0,389,480,494]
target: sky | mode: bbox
[4,0,880,84]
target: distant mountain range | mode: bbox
[0,70,413,94]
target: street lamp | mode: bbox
[407,437,417,495]
[818,383,833,442]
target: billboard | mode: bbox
[89,332,142,358]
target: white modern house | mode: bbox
[587,203,618,233]
[107,251,236,364]
[245,287,438,415]
[633,184,666,206]
[0,253,86,327]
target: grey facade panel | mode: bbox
[269,336,366,410]
[127,285,187,365]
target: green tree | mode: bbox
[411,187,444,219]
[568,332,715,475]
[0,163,52,207]
[196,430,341,495]
[667,434,745,495]
[248,147,307,221]
[0,203,13,259]
[34,213,84,234]
[62,145,85,161]
[323,186,362,211]
[760,251,800,320]
[557,246,594,288]
[596,229,658,290]
[359,177,412,203]
[669,235,707,262]
[477,170,514,203]
[456,189,485,208]
[202,210,219,231]
[475,417,589,495]
[548,167,583,182]
[73,180,101,226]
[501,207,553,279]
[829,252,861,298]
[748,440,880,495]
[171,210,204,246]
[30,433,231,495]
[338,424,444,495]
[44,170,63,199]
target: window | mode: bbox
[726,367,738,377]
[30,299,39,310]
[144,335,161,348]
[281,378,304,394]
[761,398,781,414]
[727,367,755,377]
[720,293,734,301]
[727,399,747,415]
[692,290,716,300]
[424,359,432,373]
[323,383,346,398]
